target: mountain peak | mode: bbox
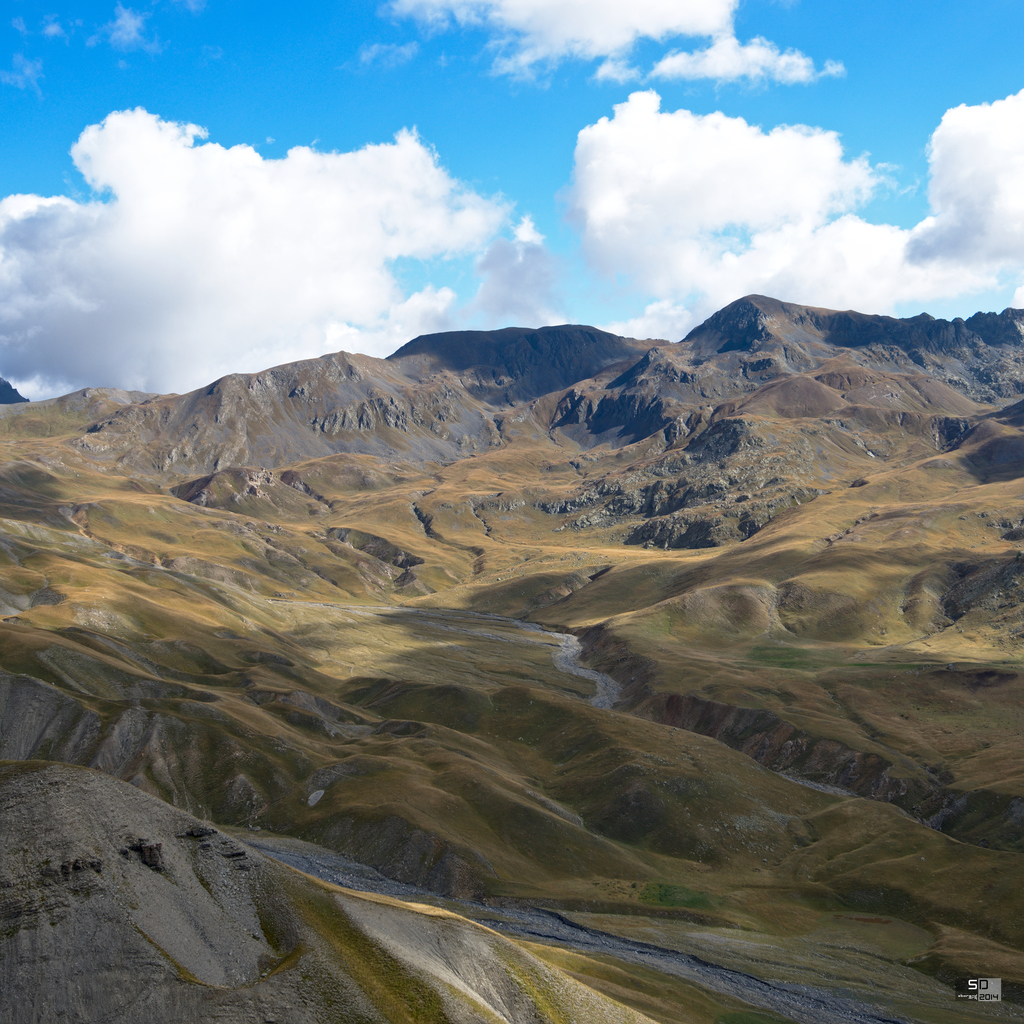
[0,376,28,404]
[389,324,656,404]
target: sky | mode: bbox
[2,1,1024,399]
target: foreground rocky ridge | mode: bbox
[0,761,658,1024]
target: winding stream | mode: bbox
[254,602,967,1023]
[244,832,913,1024]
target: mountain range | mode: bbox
[2,294,1024,1022]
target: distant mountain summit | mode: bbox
[0,376,28,404]
[389,324,653,404]
[64,296,1024,479]
[683,294,1024,399]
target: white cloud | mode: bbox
[651,35,844,85]
[469,216,563,325]
[42,15,67,40]
[593,57,640,84]
[0,109,506,396]
[909,90,1024,266]
[12,18,27,35]
[89,5,160,53]
[603,300,693,341]
[392,0,735,63]
[568,89,1024,327]
[359,41,419,67]
[0,54,43,91]
[389,0,836,84]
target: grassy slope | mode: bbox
[1,404,1023,1013]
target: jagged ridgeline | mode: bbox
[2,296,1024,1021]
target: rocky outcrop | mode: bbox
[942,555,1024,621]
[648,691,922,801]
[1,762,652,1024]
[326,527,424,569]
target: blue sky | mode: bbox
[3,0,1024,397]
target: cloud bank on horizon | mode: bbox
[579,89,1024,340]
[2,2,1024,398]
[0,109,506,396]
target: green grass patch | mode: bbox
[0,408,95,439]
[640,883,714,910]
[746,646,840,670]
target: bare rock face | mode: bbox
[0,762,656,1024]
[73,350,502,473]
[0,761,314,1022]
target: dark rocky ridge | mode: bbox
[684,294,1024,400]
[0,376,28,404]
[389,323,655,404]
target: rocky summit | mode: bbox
[2,296,1024,1022]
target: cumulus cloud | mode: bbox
[0,109,506,396]
[909,90,1024,266]
[0,54,43,91]
[603,300,693,341]
[568,90,1024,330]
[469,216,563,325]
[651,35,844,85]
[389,0,835,83]
[392,0,733,61]
[593,57,640,84]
